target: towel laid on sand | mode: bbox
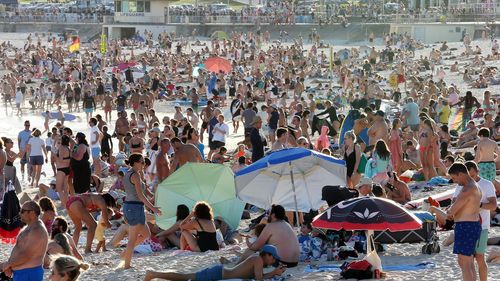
[304,262,435,273]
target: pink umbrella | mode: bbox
[204,57,232,73]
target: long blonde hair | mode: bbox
[51,255,90,281]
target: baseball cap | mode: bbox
[261,244,280,262]
[150,127,161,133]
[355,177,373,188]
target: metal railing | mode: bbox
[0,13,103,23]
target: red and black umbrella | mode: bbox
[312,197,422,232]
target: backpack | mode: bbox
[340,260,373,279]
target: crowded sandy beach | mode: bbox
[0,18,498,281]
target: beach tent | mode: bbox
[235,148,346,222]
[211,31,229,40]
[155,163,245,230]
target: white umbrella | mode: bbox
[235,148,347,223]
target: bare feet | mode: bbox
[84,248,93,254]
[442,232,454,247]
[144,270,153,281]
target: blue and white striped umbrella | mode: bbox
[235,148,347,213]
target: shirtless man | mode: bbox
[156,138,171,183]
[200,101,214,143]
[129,90,141,112]
[446,163,482,281]
[385,172,411,204]
[169,137,203,174]
[247,205,300,268]
[0,201,48,281]
[367,110,389,148]
[103,92,114,122]
[475,128,500,182]
[144,245,285,281]
[115,111,130,152]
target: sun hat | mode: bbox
[261,244,280,261]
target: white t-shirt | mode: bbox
[15,91,23,104]
[89,126,101,148]
[212,122,229,143]
[28,137,45,156]
[453,178,496,229]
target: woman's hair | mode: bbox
[126,153,144,166]
[392,118,400,130]
[187,128,197,140]
[375,140,391,160]
[61,135,70,146]
[51,255,90,281]
[176,204,190,221]
[32,129,42,137]
[53,233,71,255]
[39,197,56,212]
[75,132,88,146]
[193,201,213,220]
[254,223,266,237]
[0,138,4,150]
[101,193,116,208]
[423,119,435,134]
[344,130,357,143]
[54,217,69,233]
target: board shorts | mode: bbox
[117,105,125,112]
[478,161,496,182]
[201,121,208,129]
[453,221,481,256]
[91,147,101,158]
[475,229,488,254]
[104,105,112,112]
[30,156,44,165]
[84,108,93,114]
[12,265,44,281]
[195,265,223,281]
[123,201,145,226]
[210,140,225,150]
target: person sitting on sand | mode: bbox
[66,193,116,253]
[50,217,83,262]
[44,233,74,268]
[39,197,57,235]
[384,172,411,204]
[214,216,241,245]
[456,121,478,148]
[144,244,286,281]
[49,255,90,281]
[155,204,190,248]
[179,201,219,252]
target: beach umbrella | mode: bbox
[155,163,245,230]
[0,182,22,244]
[204,57,232,74]
[312,196,422,271]
[235,148,346,222]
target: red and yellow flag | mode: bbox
[69,36,80,53]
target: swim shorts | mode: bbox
[478,161,496,182]
[30,156,44,165]
[195,265,223,281]
[84,108,93,114]
[12,265,44,281]
[453,221,481,256]
[91,147,101,158]
[475,229,489,254]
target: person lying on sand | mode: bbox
[144,244,285,281]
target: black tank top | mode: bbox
[196,219,219,252]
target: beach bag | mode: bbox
[340,260,372,279]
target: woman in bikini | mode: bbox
[343,130,361,188]
[56,135,71,206]
[66,192,115,253]
[419,118,437,180]
[389,118,404,175]
[39,197,57,236]
[128,129,145,154]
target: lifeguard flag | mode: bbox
[69,36,80,53]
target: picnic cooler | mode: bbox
[373,211,440,254]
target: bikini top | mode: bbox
[131,142,141,149]
[57,146,71,160]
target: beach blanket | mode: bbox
[427,176,450,186]
[304,262,435,273]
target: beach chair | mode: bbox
[373,212,440,255]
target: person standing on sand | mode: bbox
[0,201,48,281]
[474,128,500,182]
[169,137,203,173]
[122,153,161,269]
[144,244,285,281]
[446,163,482,281]
[156,138,171,183]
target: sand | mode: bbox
[0,33,499,280]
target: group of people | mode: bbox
[0,20,498,281]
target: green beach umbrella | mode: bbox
[155,163,244,230]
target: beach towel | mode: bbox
[315,126,330,150]
[427,176,450,186]
[304,262,435,273]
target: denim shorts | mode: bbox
[91,147,101,158]
[123,201,145,226]
[30,155,44,165]
[84,108,93,114]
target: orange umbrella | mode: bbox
[204,57,232,73]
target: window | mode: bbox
[115,0,122,12]
[145,1,150,12]
[137,0,144,12]
[128,0,137,12]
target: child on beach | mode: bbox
[95,208,114,252]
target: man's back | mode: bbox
[265,221,300,263]
[13,220,48,270]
